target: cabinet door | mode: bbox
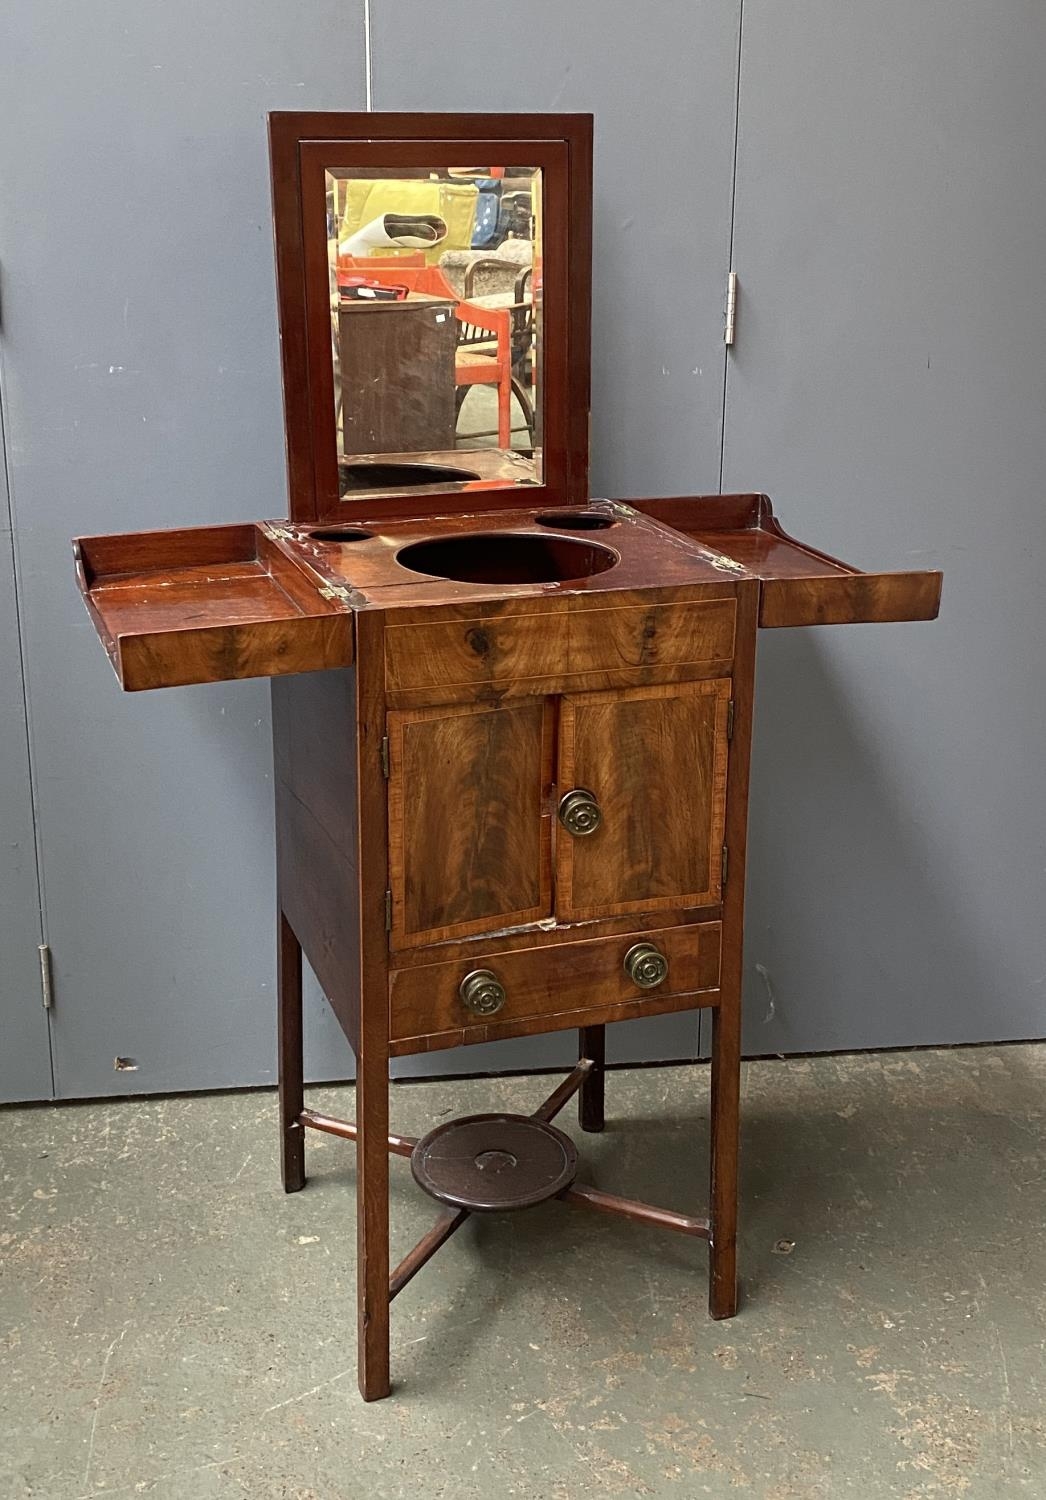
[388,698,554,948]
[556,679,731,922]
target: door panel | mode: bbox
[723,0,1046,1052]
[556,679,730,921]
[0,2,368,1098]
[388,698,554,947]
[0,450,53,1103]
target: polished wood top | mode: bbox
[73,493,942,690]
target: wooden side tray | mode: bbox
[74,522,353,691]
[630,493,943,628]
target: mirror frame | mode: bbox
[268,112,592,523]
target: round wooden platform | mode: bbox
[410,1112,578,1212]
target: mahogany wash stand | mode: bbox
[74,113,941,1401]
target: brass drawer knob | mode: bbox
[459,969,506,1016]
[624,942,669,990]
[558,788,602,837]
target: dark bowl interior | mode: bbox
[535,510,616,531]
[339,461,481,491]
[309,526,373,543]
[397,532,618,585]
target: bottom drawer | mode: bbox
[389,921,722,1055]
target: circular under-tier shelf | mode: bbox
[411,1112,578,1212]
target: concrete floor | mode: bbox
[2,1045,1044,1499]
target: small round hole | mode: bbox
[535,510,616,531]
[309,527,374,543]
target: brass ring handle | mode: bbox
[623,942,669,990]
[459,969,507,1017]
[558,788,602,837]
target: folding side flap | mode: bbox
[74,521,353,691]
[626,494,942,628]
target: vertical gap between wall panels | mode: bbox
[706,0,746,1058]
[717,0,745,496]
[364,0,374,110]
[0,353,56,1095]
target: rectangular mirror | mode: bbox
[269,114,591,522]
[326,165,543,498]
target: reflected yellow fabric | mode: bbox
[339,180,478,264]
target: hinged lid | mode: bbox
[268,112,593,525]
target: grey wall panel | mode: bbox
[371,0,741,502]
[0,422,52,1103]
[1,4,367,1096]
[724,0,1046,1051]
[3,1,743,1097]
[372,0,742,1074]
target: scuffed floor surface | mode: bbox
[2,1045,1045,1499]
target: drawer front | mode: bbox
[389,921,722,1048]
[384,597,737,695]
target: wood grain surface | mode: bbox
[387,697,554,947]
[556,678,731,921]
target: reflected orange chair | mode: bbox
[452,301,512,447]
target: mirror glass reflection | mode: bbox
[325,166,542,497]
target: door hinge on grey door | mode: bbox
[38,944,54,1009]
[380,735,390,778]
[724,271,738,347]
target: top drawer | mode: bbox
[384,595,737,696]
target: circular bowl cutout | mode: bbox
[397,532,618,585]
[535,510,616,531]
[309,526,373,543]
[339,460,481,491]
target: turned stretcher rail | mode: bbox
[389,1206,470,1300]
[298,1107,417,1158]
[530,1058,593,1122]
[561,1182,711,1239]
[298,1059,709,1308]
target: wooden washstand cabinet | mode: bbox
[74,113,942,1401]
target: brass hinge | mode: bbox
[380,735,390,778]
[38,944,54,1010]
[268,525,295,541]
[318,583,352,603]
[724,270,738,347]
[721,845,729,888]
[726,699,735,741]
[384,890,392,932]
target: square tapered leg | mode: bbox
[356,1037,391,1400]
[708,1003,741,1318]
[578,1024,606,1132]
[278,908,306,1194]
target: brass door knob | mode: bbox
[623,942,669,990]
[459,969,507,1016]
[558,788,602,837]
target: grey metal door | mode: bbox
[0,410,53,1103]
[0,4,368,1099]
[723,0,1046,1052]
[1,2,744,1097]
